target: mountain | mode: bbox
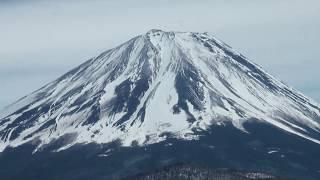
[0,29,320,180]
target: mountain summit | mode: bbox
[0,29,320,153]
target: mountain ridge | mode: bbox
[0,29,319,153]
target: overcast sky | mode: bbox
[0,0,320,109]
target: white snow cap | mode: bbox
[0,29,320,152]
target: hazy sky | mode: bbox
[0,0,320,109]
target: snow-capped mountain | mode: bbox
[0,29,320,154]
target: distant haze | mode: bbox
[0,0,320,109]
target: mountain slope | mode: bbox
[0,29,320,154]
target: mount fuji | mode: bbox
[0,29,320,180]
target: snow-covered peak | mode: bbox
[0,30,319,152]
[146,29,165,36]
